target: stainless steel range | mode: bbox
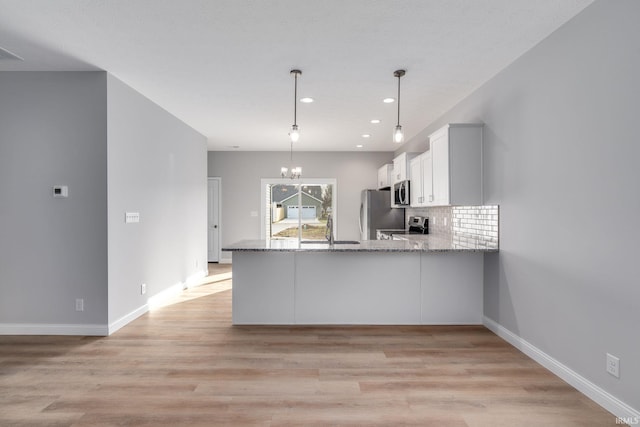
[401,216,429,235]
[376,216,428,240]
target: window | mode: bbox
[261,178,336,242]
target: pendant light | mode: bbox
[289,69,301,143]
[393,69,406,144]
[281,69,302,179]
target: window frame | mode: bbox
[260,178,337,242]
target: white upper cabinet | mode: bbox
[409,156,422,206]
[392,152,417,184]
[410,151,432,207]
[430,128,450,206]
[428,123,483,206]
[377,164,393,189]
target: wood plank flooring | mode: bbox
[0,264,620,426]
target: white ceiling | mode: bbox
[0,0,593,152]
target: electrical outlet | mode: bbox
[606,353,620,378]
[75,298,84,312]
[141,283,147,295]
[125,212,140,223]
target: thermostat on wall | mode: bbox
[53,185,68,198]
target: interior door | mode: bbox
[207,178,220,262]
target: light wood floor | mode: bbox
[0,263,619,426]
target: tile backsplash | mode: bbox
[406,205,499,250]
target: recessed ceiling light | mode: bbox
[300,97,314,103]
[383,98,395,103]
[361,134,371,138]
[370,119,381,124]
[356,144,364,148]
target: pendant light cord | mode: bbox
[396,74,401,127]
[293,72,298,126]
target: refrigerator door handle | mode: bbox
[358,203,364,237]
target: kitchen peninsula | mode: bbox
[223,238,497,325]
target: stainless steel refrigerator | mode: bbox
[359,189,405,240]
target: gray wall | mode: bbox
[107,75,207,324]
[401,0,640,410]
[0,71,207,332]
[208,151,392,257]
[0,72,108,325]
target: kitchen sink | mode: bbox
[300,240,360,245]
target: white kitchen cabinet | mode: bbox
[429,123,483,206]
[392,152,417,184]
[377,164,393,189]
[410,156,422,206]
[410,151,432,207]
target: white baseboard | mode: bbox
[0,301,157,336]
[0,323,108,336]
[483,316,639,422]
[108,304,149,335]
[147,281,184,309]
[185,268,208,288]
[219,257,232,264]
[0,269,209,337]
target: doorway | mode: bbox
[207,177,221,262]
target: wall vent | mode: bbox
[0,46,24,61]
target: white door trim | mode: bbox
[208,177,222,263]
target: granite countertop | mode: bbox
[376,228,406,234]
[222,237,498,253]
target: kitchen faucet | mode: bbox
[325,213,334,245]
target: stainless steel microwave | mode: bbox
[393,180,410,206]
